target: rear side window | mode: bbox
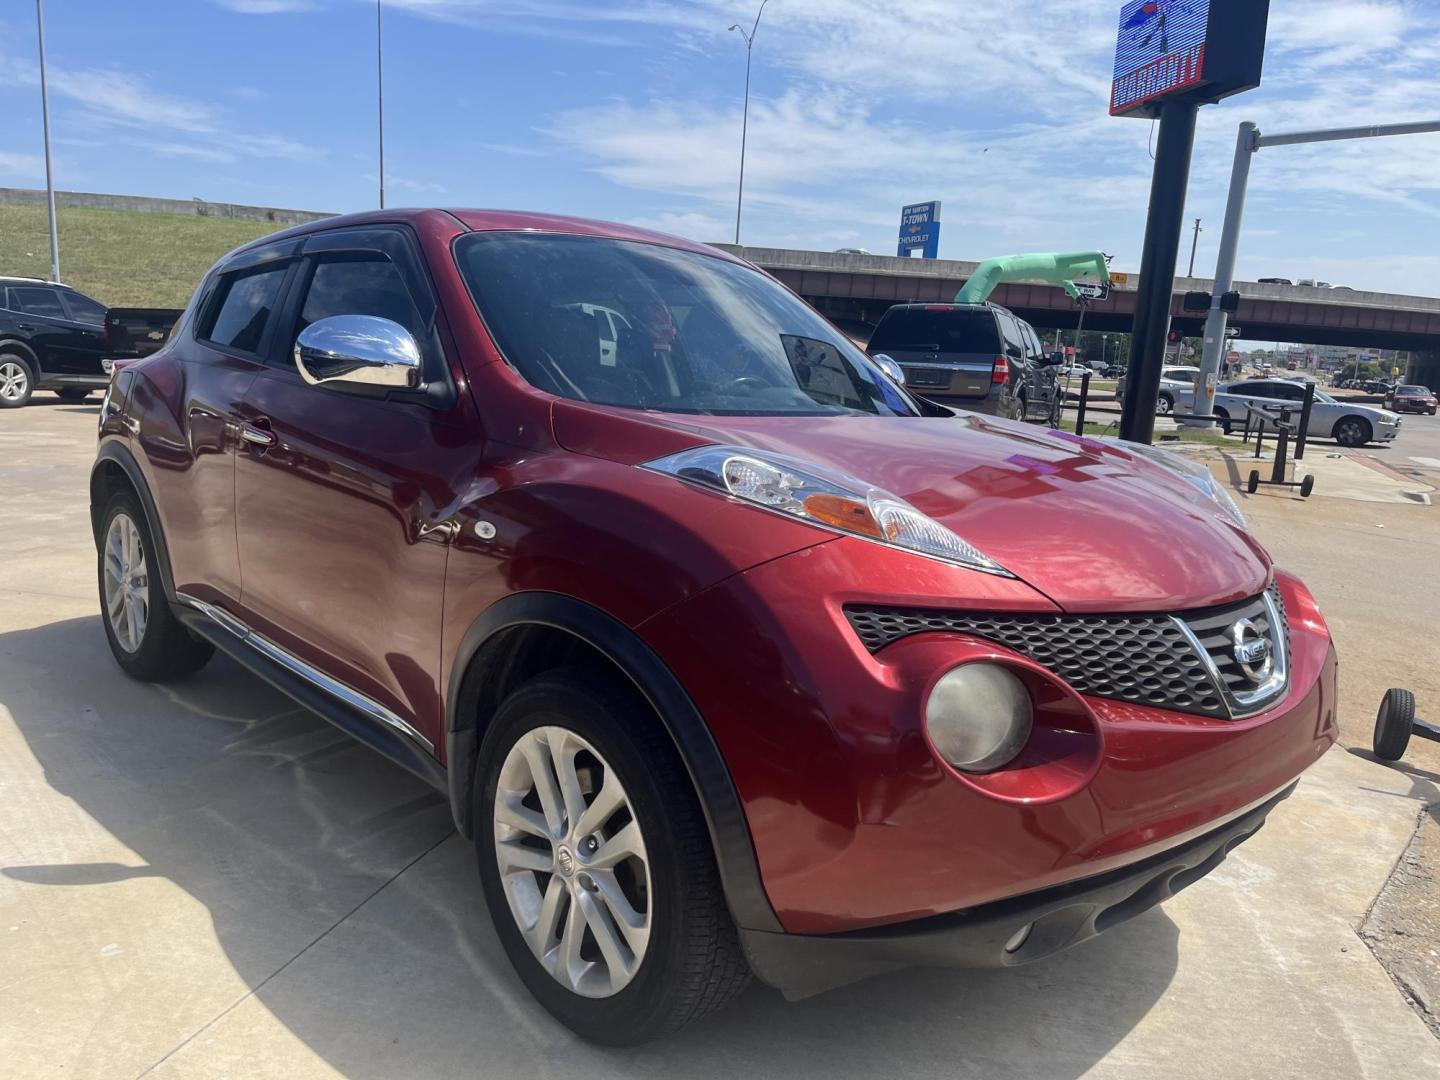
[868,308,1000,354]
[997,313,1026,357]
[62,291,107,325]
[201,266,288,354]
[10,286,67,319]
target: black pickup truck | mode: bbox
[0,277,180,408]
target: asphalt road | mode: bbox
[1,401,1437,1079]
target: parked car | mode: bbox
[1175,379,1402,446]
[1114,364,1201,415]
[1102,363,1126,378]
[93,209,1338,1044]
[1257,277,1292,286]
[1388,384,1438,415]
[1,277,107,407]
[0,277,181,408]
[1363,379,1393,395]
[866,302,1062,425]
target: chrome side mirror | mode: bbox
[871,353,906,384]
[295,315,421,390]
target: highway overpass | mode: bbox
[718,246,1440,373]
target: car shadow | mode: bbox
[1,614,1179,1079]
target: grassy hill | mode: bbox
[0,203,293,309]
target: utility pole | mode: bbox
[1189,117,1440,427]
[35,0,59,283]
[376,0,386,209]
[1187,218,1202,277]
[728,0,770,246]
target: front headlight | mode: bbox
[642,444,1011,576]
[1113,439,1247,529]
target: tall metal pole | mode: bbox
[1191,122,1257,427]
[35,0,60,283]
[1187,218,1202,277]
[729,0,769,246]
[1121,99,1200,444]
[1189,116,1440,428]
[376,0,386,209]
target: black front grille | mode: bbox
[845,586,1288,719]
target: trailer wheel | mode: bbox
[1372,689,1415,762]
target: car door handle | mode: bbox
[416,520,460,543]
[240,423,276,449]
[16,322,35,331]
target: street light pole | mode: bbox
[1187,218,1202,277]
[1190,117,1440,427]
[376,0,386,209]
[35,0,59,283]
[729,0,770,246]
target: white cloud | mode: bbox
[0,150,44,180]
[0,52,316,165]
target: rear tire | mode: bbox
[474,668,750,1044]
[1157,393,1174,416]
[0,353,35,409]
[1214,407,1231,434]
[98,490,214,682]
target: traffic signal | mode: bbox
[1168,329,1181,344]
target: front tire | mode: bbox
[1214,406,1232,434]
[475,669,749,1044]
[0,353,35,409]
[98,490,214,682]
[1334,416,1372,447]
[1157,393,1174,416]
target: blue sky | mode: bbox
[1,1,1438,295]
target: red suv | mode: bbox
[91,210,1337,1044]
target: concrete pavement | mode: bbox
[2,401,1437,1078]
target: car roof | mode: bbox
[228,207,744,265]
[884,302,1005,315]
[0,276,76,289]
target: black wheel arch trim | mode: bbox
[90,440,178,604]
[446,590,784,934]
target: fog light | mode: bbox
[925,663,1033,773]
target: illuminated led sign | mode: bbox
[1110,0,1269,119]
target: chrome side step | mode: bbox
[176,592,435,753]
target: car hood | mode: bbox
[553,402,1271,613]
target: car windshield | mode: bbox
[1399,385,1427,394]
[453,233,921,417]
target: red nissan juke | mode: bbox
[91,210,1337,1044]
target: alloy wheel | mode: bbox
[1335,418,1367,447]
[493,725,652,999]
[1157,395,1174,415]
[103,513,150,652]
[0,361,28,403]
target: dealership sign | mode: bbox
[1110,0,1270,119]
[897,201,941,259]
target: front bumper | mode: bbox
[741,781,1294,997]
[643,543,1337,937]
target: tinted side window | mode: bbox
[11,287,67,319]
[201,267,288,354]
[997,313,1025,357]
[1228,382,1261,395]
[293,254,422,362]
[62,291,107,326]
[1021,322,1043,359]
